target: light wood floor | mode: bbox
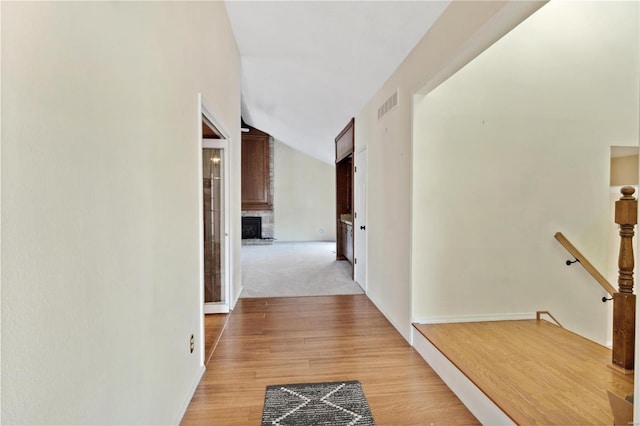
[414,320,635,425]
[204,313,229,365]
[182,295,479,425]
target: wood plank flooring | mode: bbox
[182,295,479,425]
[204,313,229,365]
[414,320,634,425]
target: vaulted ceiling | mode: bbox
[225,1,450,164]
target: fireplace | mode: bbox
[242,217,262,239]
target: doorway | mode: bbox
[200,110,231,317]
[202,142,228,313]
[199,96,233,367]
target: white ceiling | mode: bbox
[225,1,450,164]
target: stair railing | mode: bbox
[555,186,637,373]
[612,186,636,372]
[554,232,616,296]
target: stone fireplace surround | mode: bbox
[241,216,262,239]
[241,210,274,239]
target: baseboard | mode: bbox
[411,328,515,425]
[176,364,206,424]
[231,285,243,310]
[366,294,411,344]
[413,312,535,324]
[274,240,336,243]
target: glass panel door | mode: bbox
[203,147,227,311]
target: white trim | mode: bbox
[411,328,515,426]
[231,285,243,310]
[200,96,230,139]
[355,145,367,156]
[270,240,336,243]
[197,94,234,371]
[366,295,411,344]
[199,94,235,314]
[203,303,229,314]
[197,96,206,368]
[202,137,231,315]
[176,365,206,424]
[202,139,227,149]
[413,312,535,324]
[409,93,415,347]
[354,147,367,292]
[200,125,231,313]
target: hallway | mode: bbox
[182,295,478,425]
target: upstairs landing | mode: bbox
[413,320,634,425]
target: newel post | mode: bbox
[612,186,637,371]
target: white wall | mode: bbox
[1,2,241,424]
[412,1,639,344]
[274,140,336,241]
[354,1,544,341]
[611,154,639,187]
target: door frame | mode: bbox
[202,139,230,314]
[354,147,367,291]
[198,94,233,364]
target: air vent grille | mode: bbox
[377,90,399,120]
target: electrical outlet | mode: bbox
[190,334,194,353]
[318,228,324,235]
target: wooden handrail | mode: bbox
[554,232,617,296]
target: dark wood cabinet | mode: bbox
[241,126,272,211]
[336,123,354,163]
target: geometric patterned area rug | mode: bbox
[261,380,376,426]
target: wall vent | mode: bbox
[377,89,399,120]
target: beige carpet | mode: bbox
[240,241,364,298]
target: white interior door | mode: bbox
[202,139,230,314]
[355,148,367,291]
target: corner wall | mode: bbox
[354,1,544,341]
[1,2,240,424]
[412,1,639,344]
